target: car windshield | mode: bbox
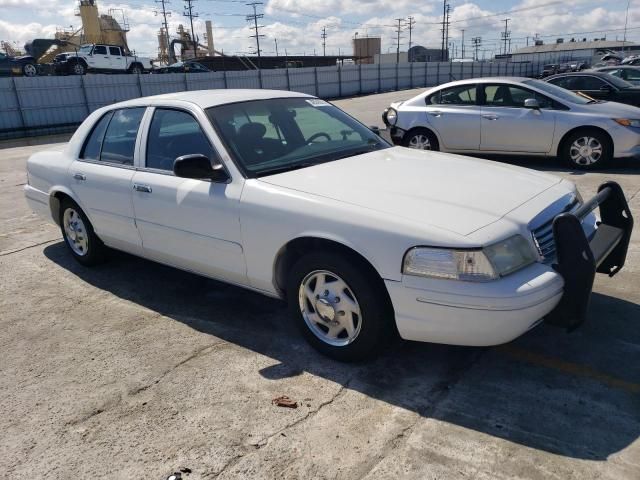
[169,62,184,67]
[206,97,390,177]
[523,79,593,104]
[79,45,93,54]
[597,73,633,88]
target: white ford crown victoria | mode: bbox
[24,89,633,361]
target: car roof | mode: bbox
[431,77,532,89]
[546,71,610,78]
[113,89,313,109]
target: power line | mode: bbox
[183,0,198,58]
[246,1,265,58]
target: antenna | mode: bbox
[246,2,265,59]
[183,0,198,58]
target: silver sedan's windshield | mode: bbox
[207,98,390,177]
[523,79,593,105]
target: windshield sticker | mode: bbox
[306,99,330,107]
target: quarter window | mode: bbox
[100,108,145,165]
[427,85,477,105]
[146,109,214,171]
[81,112,113,160]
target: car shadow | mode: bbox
[43,242,640,461]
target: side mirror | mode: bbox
[173,154,229,182]
[524,98,540,109]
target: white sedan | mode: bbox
[24,89,633,361]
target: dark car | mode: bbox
[158,61,210,73]
[0,52,37,77]
[540,63,560,78]
[544,71,640,107]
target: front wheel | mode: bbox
[402,128,439,151]
[287,251,393,362]
[70,62,86,75]
[59,199,106,266]
[561,130,612,170]
[22,63,37,77]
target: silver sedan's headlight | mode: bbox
[403,235,536,282]
[385,108,398,126]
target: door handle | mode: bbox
[73,173,86,181]
[482,114,499,120]
[428,111,443,116]
[133,184,152,193]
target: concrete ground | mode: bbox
[1,89,639,480]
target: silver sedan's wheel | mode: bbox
[569,136,603,166]
[22,63,37,77]
[298,270,362,347]
[408,133,432,150]
[63,207,89,256]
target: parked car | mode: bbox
[24,89,633,361]
[53,44,152,75]
[568,61,588,71]
[590,66,640,85]
[382,77,640,169]
[545,71,640,106]
[621,55,640,66]
[0,51,37,77]
[539,64,560,78]
[157,60,210,74]
[600,53,623,65]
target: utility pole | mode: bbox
[501,18,511,55]
[274,38,278,56]
[445,3,451,58]
[461,28,465,59]
[183,0,198,59]
[441,0,448,61]
[155,0,171,64]
[624,0,631,54]
[394,18,404,64]
[321,27,327,57]
[472,36,481,61]
[407,15,416,55]
[246,1,265,65]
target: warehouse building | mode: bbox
[511,39,640,65]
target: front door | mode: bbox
[88,45,110,71]
[424,83,481,150]
[68,107,146,253]
[131,107,246,284]
[480,84,556,153]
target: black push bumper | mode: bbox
[545,181,634,330]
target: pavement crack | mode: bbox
[0,237,61,256]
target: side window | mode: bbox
[624,69,640,81]
[484,85,552,108]
[81,112,113,160]
[146,109,213,171]
[427,85,476,105]
[575,76,606,90]
[109,46,121,56]
[93,45,107,55]
[100,108,145,165]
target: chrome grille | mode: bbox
[531,199,580,263]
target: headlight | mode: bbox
[403,235,536,282]
[613,118,640,127]
[385,108,398,126]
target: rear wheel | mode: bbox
[287,251,393,362]
[22,63,37,77]
[129,64,143,74]
[59,199,106,266]
[561,129,612,170]
[402,128,439,151]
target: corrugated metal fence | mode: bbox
[0,60,543,140]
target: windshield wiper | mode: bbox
[258,163,315,176]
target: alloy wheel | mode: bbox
[23,64,37,77]
[569,136,603,166]
[408,134,432,150]
[298,270,362,347]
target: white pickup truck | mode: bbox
[53,44,152,75]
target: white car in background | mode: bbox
[24,90,633,361]
[383,77,640,169]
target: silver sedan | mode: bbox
[383,77,640,169]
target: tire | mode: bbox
[402,128,439,151]
[560,129,612,170]
[59,198,106,266]
[22,63,37,77]
[286,251,394,362]
[70,62,86,75]
[129,64,143,74]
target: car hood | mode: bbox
[579,100,640,115]
[259,147,563,236]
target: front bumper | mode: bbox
[387,181,633,345]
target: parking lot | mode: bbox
[1,88,639,479]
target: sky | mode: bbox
[1,0,639,59]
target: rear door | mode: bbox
[479,83,556,153]
[423,83,481,150]
[108,46,126,71]
[68,107,146,253]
